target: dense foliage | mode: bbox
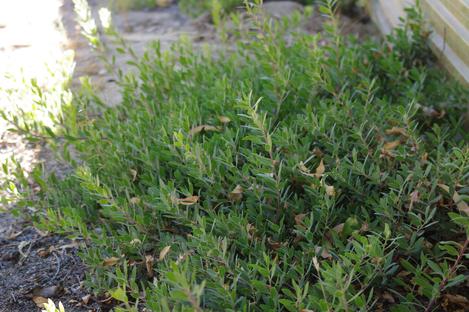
[2,1,468,311]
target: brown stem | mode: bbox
[424,238,469,312]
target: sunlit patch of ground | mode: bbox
[0,0,74,185]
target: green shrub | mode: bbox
[179,0,244,17]
[3,1,469,311]
[112,0,159,11]
[177,0,364,18]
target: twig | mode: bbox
[51,251,62,280]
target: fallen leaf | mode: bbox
[312,147,324,158]
[246,223,256,240]
[129,169,138,182]
[103,256,120,266]
[7,230,23,239]
[37,248,50,258]
[360,222,369,233]
[409,190,419,211]
[82,294,92,305]
[383,140,401,151]
[32,296,49,308]
[298,161,312,175]
[421,152,428,162]
[444,294,469,308]
[312,256,320,271]
[438,184,469,216]
[325,184,335,196]
[228,185,243,202]
[159,246,171,261]
[130,197,141,205]
[130,238,142,245]
[176,249,194,264]
[58,241,80,250]
[176,195,200,206]
[218,116,231,124]
[145,255,154,277]
[294,213,307,226]
[382,291,395,303]
[396,270,411,278]
[267,238,282,250]
[315,246,332,259]
[422,106,445,119]
[315,159,325,178]
[32,285,62,298]
[299,160,325,179]
[385,127,408,137]
[189,125,220,136]
[332,223,344,234]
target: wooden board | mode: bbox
[367,0,469,86]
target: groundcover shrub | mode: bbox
[178,0,358,17]
[3,1,468,311]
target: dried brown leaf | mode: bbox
[32,296,49,308]
[145,255,154,277]
[382,291,395,303]
[59,241,80,250]
[409,190,419,211]
[228,185,243,202]
[37,248,50,258]
[246,223,256,240]
[7,230,23,239]
[130,238,142,245]
[383,140,401,151]
[325,184,336,196]
[267,238,282,250]
[385,127,408,137]
[444,294,469,308]
[82,294,92,305]
[332,223,344,234]
[189,125,220,136]
[312,147,324,158]
[103,256,120,266]
[315,159,325,178]
[298,161,313,176]
[294,213,307,226]
[130,197,141,205]
[360,222,369,233]
[438,184,469,216]
[32,285,62,298]
[130,169,138,182]
[218,116,231,124]
[176,195,200,206]
[159,246,171,261]
[315,246,332,259]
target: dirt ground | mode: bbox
[0,1,377,311]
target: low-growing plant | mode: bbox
[2,0,468,311]
[177,0,361,18]
[179,0,244,17]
